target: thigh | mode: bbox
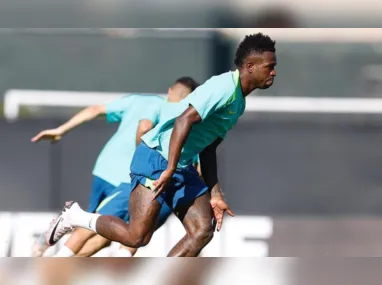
[128,143,171,232]
[175,192,214,233]
[122,183,171,231]
[128,183,163,233]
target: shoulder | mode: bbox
[133,94,165,104]
[191,71,236,101]
[205,71,235,88]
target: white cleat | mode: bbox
[45,201,79,246]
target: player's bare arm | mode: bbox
[200,138,234,231]
[152,105,201,198]
[31,104,106,143]
[199,138,223,195]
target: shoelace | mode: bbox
[55,224,73,238]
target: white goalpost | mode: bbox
[4,89,382,121]
[3,89,167,121]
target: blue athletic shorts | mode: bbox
[130,142,209,210]
[96,182,172,229]
[88,176,117,213]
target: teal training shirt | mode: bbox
[92,94,164,185]
[142,70,245,168]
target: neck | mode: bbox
[238,69,258,97]
[167,97,180,103]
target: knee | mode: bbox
[121,229,153,248]
[126,235,151,248]
[190,225,214,246]
[131,235,152,248]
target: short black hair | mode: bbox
[234,33,276,67]
[174,77,200,92]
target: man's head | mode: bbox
[234,33,277,91]
[167,77,199,102]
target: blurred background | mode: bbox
[2,258,382,285]
[1,0,382,27]
[2,28,382,260]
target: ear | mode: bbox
[246,62,255,73]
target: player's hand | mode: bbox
[152,169,174,200]
[31,128,64,144]
[210,197,234,232]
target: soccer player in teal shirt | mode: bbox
[47,33,277,257]
[32,77,199,257]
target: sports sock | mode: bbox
[70,204,101,233]
[53,245,75,257]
